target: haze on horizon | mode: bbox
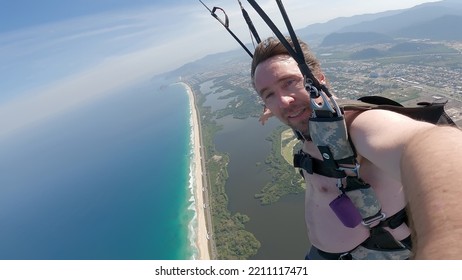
[0,0,441,138]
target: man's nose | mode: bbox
[277,93,294,108]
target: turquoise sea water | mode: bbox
[0,82,196,259]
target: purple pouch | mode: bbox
[329,194,362,228]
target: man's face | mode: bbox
[254,55,312,134]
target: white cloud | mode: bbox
[0,43,163,138]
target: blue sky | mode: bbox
[0,0,440,138]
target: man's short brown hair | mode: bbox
[250,37,322,87]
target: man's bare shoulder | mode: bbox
[348,109,433,140]
[347,109,434,180]
[348,108,418,130]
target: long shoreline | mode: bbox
[179,82,211,260]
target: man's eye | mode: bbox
[263,92,274,100]
[284,79,298,89]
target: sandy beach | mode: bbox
[181,82,211,260]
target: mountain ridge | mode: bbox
[162,0,462,78]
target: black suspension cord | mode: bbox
[275,0,302,58]
[237,0,261,44]
[245,0,298,61]
[199,0,334,102]
[277,0,333,98]
[199,0,254,58]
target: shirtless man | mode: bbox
[251,37,437,259]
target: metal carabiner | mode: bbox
[338,162,361,178]
[306,78,342,118]
[199,0,228,27]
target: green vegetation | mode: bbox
[214,86,262,119]
[198,77,305,207]
[254,126,305,205]
[191,77,307,258]
[192,71,315,257]
[281,129,300,164]
[193,84,260,260]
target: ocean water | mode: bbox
[0,82,196,259]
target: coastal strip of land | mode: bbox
[181,82,211,260]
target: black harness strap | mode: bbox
[378,208,408,230]
[362,227,405,250]
[293,150,346,178]
[315,209,411,259]
[340,97,456,126]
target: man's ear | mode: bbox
[318,73,326,84]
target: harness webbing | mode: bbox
[295,98,457,179]
[294,150,346,178]
[339,96,456,126]
[314,208,411,260]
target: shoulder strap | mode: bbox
[337,96,457,126]
[293,150,346,178]
[294,96,458,179]
[358,96,403,107]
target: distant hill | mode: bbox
[388,42,435,53]
[348,41,456,60]
[313,0,462,46]
[349,48,385,60]
[161,0,462,77]
[158,48,247,79]
[393,15,462,40]
[339,1,462,34]
[332,0,462,42]
[321,32,393,47]
[297,10,403,43]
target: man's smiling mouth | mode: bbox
[288,108,306,118]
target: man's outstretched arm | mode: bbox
[401,126,462,259]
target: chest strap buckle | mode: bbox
[362,212,387,227]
